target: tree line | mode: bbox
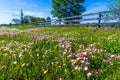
[12,16,51,25]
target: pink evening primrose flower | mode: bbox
[103,58,112,63]
[58,39,63,43]
[77,51,87,57]
[59,78,62,80]
[94,69,99,76]
[87,72,92,77]
[81,52,87,57]
[84,66,88,71]
[80,60,85,64]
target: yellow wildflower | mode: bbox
[43,70,48,74]
[21,63,25,67]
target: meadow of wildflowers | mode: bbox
[0,26,120,80]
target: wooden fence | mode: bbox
[31,9,120,27]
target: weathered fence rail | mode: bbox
[31,9,120,27]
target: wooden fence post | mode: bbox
[98,12,102,28]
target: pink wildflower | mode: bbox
[116,55,120,59]
[71,60,76,64]
[75,66,82,71]
[87,72,92,77]
[93,69,98,76]
[81,52,87,57]
[80,60,85,64]
[103,58,112,63]
[58,39,63,43]
[76,51,87,57]
[59,78,62,80]
[84,61,90,65]
[84,66,88,71]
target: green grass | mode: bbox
[0,26,120,80]
[10,25,38,30]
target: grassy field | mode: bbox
[0,26,120,80]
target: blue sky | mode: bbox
[0,0,108,24]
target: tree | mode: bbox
[37,17,46,21]
[23,16,45,24]
[51,0,86,18]
[9,23,12,26]
[46,17,51,26]
[12,19,21,25]
[107,0,120,10]
[107,0,120,21]
[23,16,31,24]
[51,0,86,24]
[46,17,51,21]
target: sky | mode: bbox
[0,0,108,24]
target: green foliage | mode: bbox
[107,0,120,10]
[15,25,37,30]
[23,16,45,24]
[106,0,120,21]
[12,19,21,24]
[51,0,86,18]
[46,17,51,21]
[103,41,120,54]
